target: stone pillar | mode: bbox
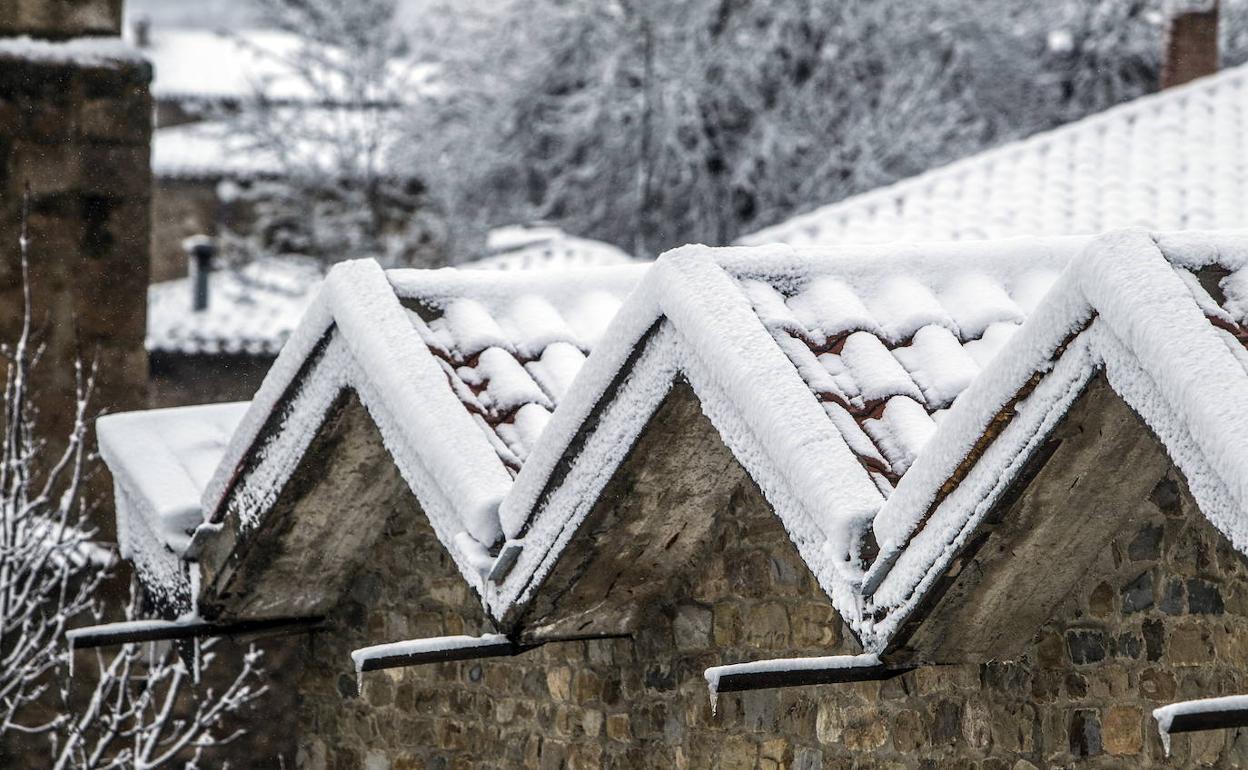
[1162,0,1219,89]
[0,9,151,536]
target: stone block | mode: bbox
[1068,709,1102,758]
[1121,571,1155,613]
[892,708,925,752]
[567,741,602,770]
[817,702,885,749]
[606,713,631,742]
[1187,578,1225,614]
[962,700,992,750]
[78,97,147,144]
[1102,706,1142,756]
[713,601,741,647]
[79,144,149,197]
[12,141,81,196]
[546,667,572,701]
[1128,523,1164,561]
[1139,667,1177,701]
[1144,618,1166,661]
[3,0,122,36]
[673,603,712,651]
[744,602,791,650]
[790,602,840,648]
[1066,629,1107,664]
[1160,578,1186,614]
[1166,623,1214,665]
[718,735,757,770]
[581,709,603,738]
[1035,629,1065,668]
[793,747,823,770]
[1088,582,1114,617]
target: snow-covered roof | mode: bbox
[468,226,640,272]
[135,27,438,105]
[146,257,322,357]
[99,401,249,609]
[739,63,1248,248]
[152,107,410,181]
[145,234,634,357]
[103,229,1248,656]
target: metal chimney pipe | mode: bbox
[182,235,216,312]
[132,16,151,49]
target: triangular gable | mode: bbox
[106,229,1248,664]
[862,229,1248,657]
[185,260,643,615]
[490,237,1087,634]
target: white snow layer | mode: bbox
[1153,695,1248,756]
[704,652,881,712]
[136,27,439,105]
[98,402,249,554]
[350,633,510,672]
[107,228,1248,657]
[737,61,1248,248]
[147,256,321,355]
[0,35,142,66]
[863,229,1248,649]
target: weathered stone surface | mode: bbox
[0,54,151,531]
[1102,706,1142,756]
[1066,629,1106,665]
[1186,578,1224,614]
[1068,709,1102,757]
[267,394,1248,769]
[1122,571,1155,613]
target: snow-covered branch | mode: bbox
[0,188,268,768]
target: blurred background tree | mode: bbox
[403,0,1246,260]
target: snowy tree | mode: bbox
[0,191,266,768]
[51,622,265,769]
[405,0,1197,257]
[221,0,447,270]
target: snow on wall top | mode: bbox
[147,256,322,357]
[0,35,144,67]
[98,401,249,554]
[135,27,439,105]
[739,62,1248,248]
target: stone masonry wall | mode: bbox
[0,50,151,453]
[289,464,1248,769]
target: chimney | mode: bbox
[183,235,216,312]
[1162,0,1219,89]
[132,16,151,49]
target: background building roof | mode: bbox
[740,63,1248,247]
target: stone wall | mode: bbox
[282,459,1248,770]
[0,46,151,483]
[147,352,274,408]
